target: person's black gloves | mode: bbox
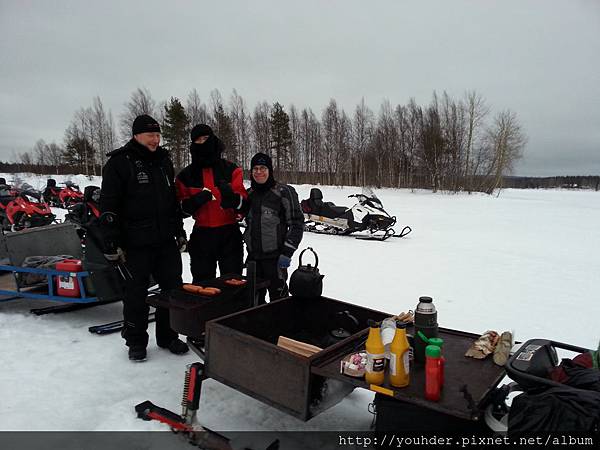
[219,182,240,209]
[176,236,188,253]
[104,246,126,265]
[181,188,214,215]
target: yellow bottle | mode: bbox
[365,320,386,385]
[389,320,410,387]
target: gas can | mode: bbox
[56,259,83,297]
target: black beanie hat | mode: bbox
[132,115,161,135]
[251,152,273,171]
[190,124,214,142]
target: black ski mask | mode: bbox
[189,124,223,168]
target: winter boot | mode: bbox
[159,338,189,355]
[128,346,147,362]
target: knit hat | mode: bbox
[250,152,273,172]
[132,115,161,135]
[190,124,214,142]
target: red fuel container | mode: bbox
[56,259,83,297]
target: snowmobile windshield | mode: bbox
[360,188,384,210]
[22,191,41,202]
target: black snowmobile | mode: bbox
[300,187,411,241]
[64,185,101,239]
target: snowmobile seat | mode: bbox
[83,185,100,203]
[323,201,348,217]
[0,188,15,205]
[306,188,347,218]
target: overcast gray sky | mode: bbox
[1,0,599,176]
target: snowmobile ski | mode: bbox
[30,298,119,316]
[88,311,156,335]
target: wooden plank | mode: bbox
[277,336,323,357]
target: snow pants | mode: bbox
[188,224,243,283]
[249,257,288,305]
[121,240,181,349]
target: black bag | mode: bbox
[289,247,324,299]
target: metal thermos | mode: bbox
[414,296,439,363]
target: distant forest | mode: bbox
[4,87,596,193]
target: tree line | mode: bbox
[10,87,528,194]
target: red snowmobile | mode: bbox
[43,179,84,208]
[0,186,55,232]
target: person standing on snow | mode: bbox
[175,124,247,282]
[241,152,304,303]
[99,114,189,362]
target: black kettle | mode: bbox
[289,247,324,299]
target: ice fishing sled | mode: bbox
[301,187,411,241]
[0,222,123,313]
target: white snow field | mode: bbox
[0,172,598,435]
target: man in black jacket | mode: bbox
[99,114,188,361]
[242,153,304,303]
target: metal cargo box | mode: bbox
[205,295,389,421]
[147,277,259,339]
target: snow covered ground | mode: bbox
[0,172,598,434]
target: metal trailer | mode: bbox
[136,290,507,447]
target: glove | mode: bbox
[104,247,126,265]
[219,182,240,209]
[182,188,214,215]
[176,236,188,253]
[278,254,291,269]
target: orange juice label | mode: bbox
[367,354,386,372]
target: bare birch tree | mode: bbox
[353,99,375,186]
[229,89,250,168]
[485,110,527,193]
[463,91,490,192]
[119,87,157,142]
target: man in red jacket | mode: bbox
[175,124,247,282]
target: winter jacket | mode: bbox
[508,386,600,433]
[99,139,184,249]
[243,182,304,260]
[175,160,247,228]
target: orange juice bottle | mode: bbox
[365,320,385,385]
[389,321,410,387]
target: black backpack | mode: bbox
[289,247,324,299]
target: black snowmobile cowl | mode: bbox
[301,188,411,241]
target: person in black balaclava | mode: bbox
[240,152,304,303]
[99,114,189,362]
[175,124,247,283]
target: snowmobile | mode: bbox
[42,178,62,206]
[301,187,411,241]
[64,185,101,238]
[0,185,55,232]
[43,179,84,208]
